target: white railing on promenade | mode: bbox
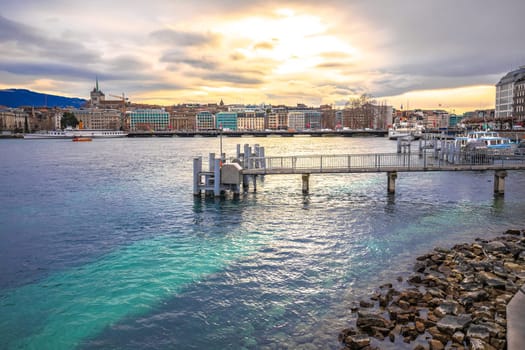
[242,152,525,174]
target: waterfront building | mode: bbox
[0,108,28,132]
[72,108,122,130]
[237,111,265,131]
[448,114,463,128]
[129,109,169,131]
[266,113,279,130]
[335,110,343,129]
[513,77,525,125]
[288,111,305,131]
[88,78,129,112]
[215,112,238,130]
[495,65,525,122]
[167,104,215,131]
[26,107,62,131]
[461,109,495,129]
[287,110,321,130]
[305,110,322,129]
[424,110,449,129]
[267,106,288,130]
[89,77,105,107]
[320,104,336,129]
[169,111,193,131]
[195,111,215,130]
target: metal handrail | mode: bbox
[242,151,525,174]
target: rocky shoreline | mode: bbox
[339,229,525,350]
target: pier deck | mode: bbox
[193,143,525,197]
[241,152,525,175]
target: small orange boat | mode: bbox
[72,136,92,142]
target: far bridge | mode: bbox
[193,144,525,198]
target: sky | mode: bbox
[1,0,524,113]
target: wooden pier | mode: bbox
[193,143,525,198]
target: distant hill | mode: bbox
[0,89,86,108]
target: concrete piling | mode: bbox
[302,174,310,194]
[193,157,202,196]
[494,170,507,195]
[387,171,397,193]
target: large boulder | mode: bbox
[436,314,472,335]
[356,311,393,333]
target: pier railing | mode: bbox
[194,144,525,197]
[242,152,525,175]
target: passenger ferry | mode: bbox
[24,129,127,139]
[23,130,70,139]
[66,129,127,138]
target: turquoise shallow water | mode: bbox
[1,137,524,349]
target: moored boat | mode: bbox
[24,129,127,139]
[23,130,69,139]
[68,129,127,138]
[453,130,517,153]
[72,136,92,142]
[465,131,515,150]
[388,122,424,140]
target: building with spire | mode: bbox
[90,77,105,107]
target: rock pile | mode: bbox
[339,229,525,350]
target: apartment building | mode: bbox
[195,111,215,130]
[495,66,525,120]
[129,109,169,131]
[72,108,122,130]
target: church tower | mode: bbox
[90,76,105,107]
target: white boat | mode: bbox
[388,122,424,140]
[66,129,128,138]
[23,130,70,139]
[25,129,127,139]
[453,131,516,152]
[466,131,515,149]
[465,131,499,140]
[479,136,516,150]
[453,136,471,149]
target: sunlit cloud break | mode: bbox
[0,0,524,112]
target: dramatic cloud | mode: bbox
[0,0,523,111]
[150,29,219,47]
[201,72,264,86]
[0,14,99,63]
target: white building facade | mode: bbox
[495,66,525,119]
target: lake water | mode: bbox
[1,136,524,349]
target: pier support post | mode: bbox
[302,174,310,194]
[494,170,507,195]
[193,157,202,196]
[387,171,397,194]
[214,158,221,197]
[244,144,250,168]
[243,175,249,192]
[209,153,215,172]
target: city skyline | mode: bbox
[1,0,524,113]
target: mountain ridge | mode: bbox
[0,88,86,108]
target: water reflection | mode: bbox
[491,195,505,214]
[385,193,396,213]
